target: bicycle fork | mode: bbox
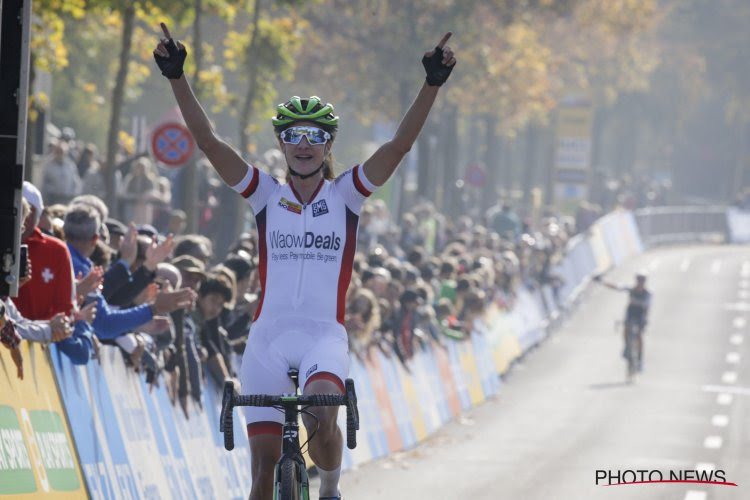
[274,409,310,500]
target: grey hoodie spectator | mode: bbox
[42,142,82,205]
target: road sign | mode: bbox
[151,122,195,167]
[464,163,487,188]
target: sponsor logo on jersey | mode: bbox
[278,197,302,214]
[312,199,329,217]
[306,364,318,378]
[269,230,342,250]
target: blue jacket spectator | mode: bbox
[64,205,195,341]
[68,241,152,339]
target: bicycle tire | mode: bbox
[278,457,300,500]
[624,322,637,380]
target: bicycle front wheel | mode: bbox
[624,322,637,381]
[278,457,300,500]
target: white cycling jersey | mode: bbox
[232,163,377,325]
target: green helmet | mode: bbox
[272,96,339,131]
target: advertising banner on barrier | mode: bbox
[50,344,251,499]
[393,357,428,442]
[598,211,643,266]
[0,342,85,498]
[362,347,403,454]
[348,356,388,463]
[409,347,446,434]
[513,289,547,351]
[727,207,750,243]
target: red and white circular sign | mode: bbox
[464,163,487,187]
[151,122,195,167]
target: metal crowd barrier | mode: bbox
[634,206,730,247]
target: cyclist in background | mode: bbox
[594,271,651,372]
[154,23,455,500]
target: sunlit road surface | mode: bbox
[315,245,750,500]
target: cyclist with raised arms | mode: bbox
[154,23,456,500]
[594,271,652,373]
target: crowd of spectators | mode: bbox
[579,171,672,233]
[39,127,175,231]
[344,198,570,365]
[3,126,581,418]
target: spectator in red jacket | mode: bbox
[15,182,79,320]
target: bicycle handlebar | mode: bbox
[220,379,359,451]
[345,379,359,449]
[220,381,235,450]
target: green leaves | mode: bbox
[32,0,736,164]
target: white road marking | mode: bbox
[716,393,734,405]
[684,491,707,500]
[721,372,738,384]
[704,385,749,397]
[724,302,750,312]
[732,317,746,329]
[704,436,723,449]
[695,462,715,472]
[648,259,660,271]
[680,258,691,272]
[742,261,750,277]
[711,415,729,427]
[711,260,722,274]
[726,352,740,364]
[730,334,744,346]
[739,289,750,300]
[739,279,750,289]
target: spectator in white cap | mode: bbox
[22,181,44,232]
[16,182,84,322]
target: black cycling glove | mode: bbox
[422,46,454,87]
[154,38,187,80]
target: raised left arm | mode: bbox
[362,32,456,186]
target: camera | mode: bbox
[19,244,28,279]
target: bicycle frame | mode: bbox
[277,394,310,500]
[623,319,642,379]
[220,375,359,500]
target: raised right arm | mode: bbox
[593,274,626,291]
[168,76,248,186]
[154,24,248,186]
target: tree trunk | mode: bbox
[482,114,499,211]
[393,77,411,216]
[542,123,556,208]
[238,0,263,157]
[590,105,606,170]
[191,0,204,99]
[441,105,459,214]
[730,120,748,201]
[183,0,205,234]
[501,137,518,189]
[522,123,538,213]
[416,122,432,201]
[614,93,637,177]
[104,2,136,214]
[394,0,418,216]
[231,0,265,246]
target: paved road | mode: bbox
[316,245,749,500]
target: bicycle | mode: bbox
[623,319,643,382]
[220,369,359,500]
